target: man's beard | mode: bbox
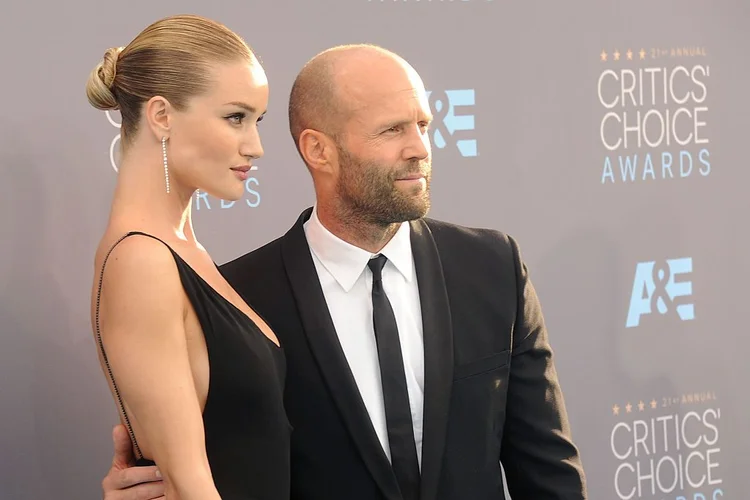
[336,146,431,226]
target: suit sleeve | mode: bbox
[499,235,588,499]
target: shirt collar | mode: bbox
[303,206,414,292]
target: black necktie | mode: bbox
[368,254,420,500]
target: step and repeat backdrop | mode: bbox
[1,0,748,498]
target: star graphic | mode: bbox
[650,399,658,409]
[626,49,633,60]
[638,401,645,411]
[625,402,632,413]
[600,50,608,62]
[639,48,646,60]
[614,49,621,61]
[613,404,620,415]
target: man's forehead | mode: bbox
[346,85,427,111]
[329,54,429,120]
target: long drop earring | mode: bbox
[162,136,170,194]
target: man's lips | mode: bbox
[396,173,425,181]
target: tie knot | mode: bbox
[367,254,388,281]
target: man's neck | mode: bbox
[315,204,401,254]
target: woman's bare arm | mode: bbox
[97,235,220,500]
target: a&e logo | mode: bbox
[425,89,477,157]
[626,257,695,328]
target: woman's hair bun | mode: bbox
[85,47,123,111]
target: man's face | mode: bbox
[332,63,434,225]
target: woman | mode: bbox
[86,14,289,499]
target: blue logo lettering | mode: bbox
[426,89,477,157]
[626,257,695,328]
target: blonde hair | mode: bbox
[86,14,255,140]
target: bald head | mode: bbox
[288,44,421,157]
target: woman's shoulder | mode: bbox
[95,230,183,298]
[97,229,173,266]
[94,230,188,339]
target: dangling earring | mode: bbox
[162,136,170,194]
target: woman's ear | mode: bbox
[144,95,172,141]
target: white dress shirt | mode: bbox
[303,206,425,466]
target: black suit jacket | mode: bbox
[220,208,587,499]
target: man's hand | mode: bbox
[102,425,165,500]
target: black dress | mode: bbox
[95,231,290,499]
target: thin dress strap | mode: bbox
[94,231,172,461]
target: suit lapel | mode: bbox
[410,219,454,500]
[280,208,401,500]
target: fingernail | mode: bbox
[155,469,162,478]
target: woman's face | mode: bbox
[167,57,269,201]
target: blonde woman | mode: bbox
[86,15,289,500]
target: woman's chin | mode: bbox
[200,185,245,204]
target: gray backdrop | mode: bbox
[1,0,748,498]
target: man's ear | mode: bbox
[298,129,338,175]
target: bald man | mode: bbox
[101,45,587,500]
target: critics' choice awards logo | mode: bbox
[610,392,724,500]
[626,257,694,328]
[105,111,261,209]
[597,47,710,184]
[425,89,477,157]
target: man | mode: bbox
[102,44,587,499]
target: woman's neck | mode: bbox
[108,148,197,243]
